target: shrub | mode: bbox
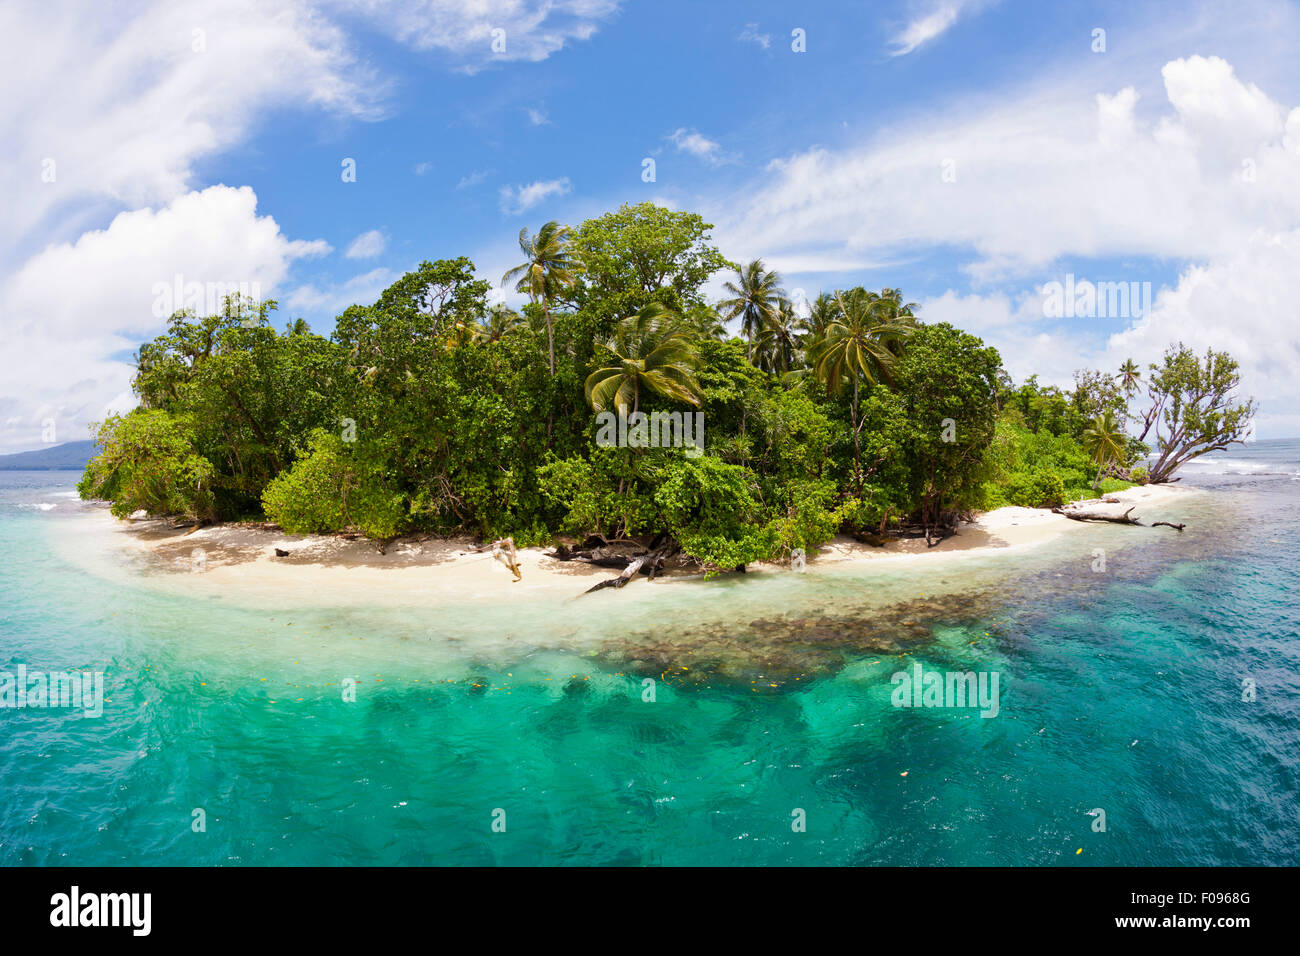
[262,431,404,537]
[1004,468,1067,508]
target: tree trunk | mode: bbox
[544,305,555,376]
[852,376,862,493]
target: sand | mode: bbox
[97,482,1195,606]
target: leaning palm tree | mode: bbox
[584,303,702,415]
[718,259,785,358]
[1082,410,1127,490]
[808,287,913,486]
[501,221,580,375]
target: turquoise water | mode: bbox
[1,444,1298,866]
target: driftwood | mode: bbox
[1152,521,1186,531]
[1053,505,1141,525]
[466,537,521,580]
[567,541,676,595]
[584,553,653,594]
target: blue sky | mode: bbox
[3,0,1300,452]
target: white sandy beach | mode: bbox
[94,482,1194,606]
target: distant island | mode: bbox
[0,440,96,471]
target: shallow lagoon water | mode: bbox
[1,447,1297,866]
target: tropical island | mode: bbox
[78,202,1256,589]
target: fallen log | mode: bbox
[1053,505,1141,525]
[584,552,652,594]
[1152,521,1186,531]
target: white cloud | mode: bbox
[527,106,550,126]
[498,177,573,214]
[413,161,433,175]
[668,128,732,166]
[457,169,493,190]
[709,53,1300,432]
[1105,229,1300,436]
[342,0,621,70]
[890,0,987,56]
[344,229,387,259]
[738,23,771,50]
[721,56,1300,279]
[0,0,384,262]
[284,267,396,316]
[0,186,329,453]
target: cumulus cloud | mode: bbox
[0,0,383,262]
[1105,230,1300,434]
[722,56,1300,278]
[710,54,1300,434]
[0,186,329,453]
[498,177,572,214]
[344,229,387,259]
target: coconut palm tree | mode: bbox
[501,221,580,375]
[803,291,839,339]
[754,298,802,375]
[1082,410,1127,490]
[479,304,524,343]
[584,303,703,415]
[872,287,919,328]
[808,287,913,485]
[718,259,785,358]
[1116,358,1142,398]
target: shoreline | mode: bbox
[93,482,1196,603]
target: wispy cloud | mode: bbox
[890,0,988,56]
[526,106,550,126]
[498,177,572,214]
[737,23,770,50]
[668,128,733,166]
[362,0,623,72]
[412,161,433,175]
[344,229,386,259]
[456,168,493,190]
[285,267,395,317]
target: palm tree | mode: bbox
[479,304,523,343]
[872,287,919,327]
[501,221,580,375]
[804,291,839,338]
[1082,410,1127,490]
[754,298,801,375]
[1116,358,1141,398]
[584,303,702,415]
[718,259,785,357]
[808,287,913,486]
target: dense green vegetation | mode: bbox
[78,202,1257,570]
